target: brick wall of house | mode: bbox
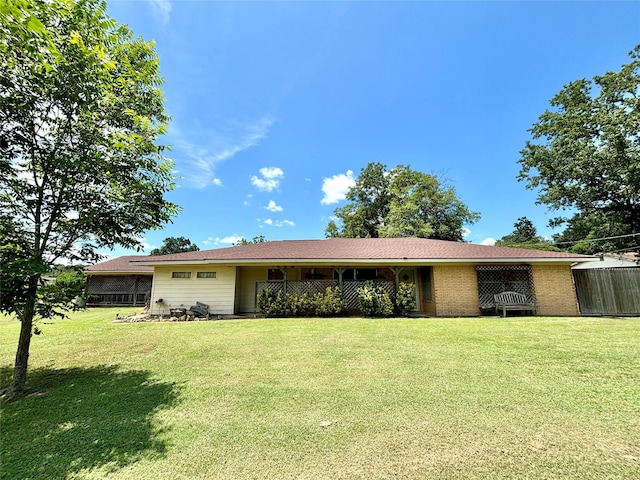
[531,264,580,316]
[433,265,480,316]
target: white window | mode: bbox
[197,272,216,279]
[172,272,191,279]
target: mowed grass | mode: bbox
[1,310,639,479]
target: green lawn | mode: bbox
[1,310,639,479]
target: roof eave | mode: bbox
[133,257,592,267]
[85,270,154,275]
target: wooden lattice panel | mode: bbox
[256,279,396,310]
[341,280,395,309]
[475,265,535,310]
[87,275,136,294]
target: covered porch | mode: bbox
[239,265,435,314]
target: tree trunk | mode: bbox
[10,277,38,399]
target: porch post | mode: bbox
[390,267,402,292]
[133,276,139,307]
[334,267,347,289]
[281,267,288,296]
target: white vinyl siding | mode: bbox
[238,267,269,313]
[150,266,236,315]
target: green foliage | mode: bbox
[394,282,416,316]
[233,235,267,246]
[326,163,479,241]
[313,286,347,317]
[256,289,285,317]
[498,217,538,244]
[50,269,87,299]
[0,240,48,321]
[495,217,561,251]
[149,237,199,256]
[495,240,562,252]
[284,292,315,317]
[518,45,640,254]
[258,287,346,317]
[551,211,637,255]
[357,281,394,317]
[0,0,178,396]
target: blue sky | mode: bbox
[104,0,639,257]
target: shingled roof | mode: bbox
[131,238,593,265]
[86,255,154,273]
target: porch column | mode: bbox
[389,267,403,293]
[133,276,139,307]
[281,267,288,296]
[334,267,347,289]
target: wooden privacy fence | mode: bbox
[573,268,640,316]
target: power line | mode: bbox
[600,245,640,255]
[553,232,640,246]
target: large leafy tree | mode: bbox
[0,0,178,398]
[495,217,559,251]
[326,163,479,241]
[518,45,640,255]
[149,236,199,256]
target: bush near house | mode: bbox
[257,289,285,317]
[394,282,417,316]
[285,292,315,317]
[257,287,347,317]
[357,281,394,317]
[313,286,347,317]
[258,283,417,318]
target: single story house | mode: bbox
[130,238,594,317]
[85,256,154,307]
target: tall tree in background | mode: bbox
[518,45,640,255]
[150,237,199,255]
[0,0,178,398]
[498,217,537,244]
[326,163,479,241]
[233,235,267,246]
[326,162,391,238]
[495,217,559,251]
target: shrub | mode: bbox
[357,281,393,317]
[314,286,347,317]
[285,292,315,316]
[257,289,285,317]
[394,282,416,316]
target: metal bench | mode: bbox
[186,301,210,320]
[494,291,536,317]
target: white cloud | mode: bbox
[148,0,172,25]
[203,235,243,246]
[251,166,284,192]
[264,200,283,212]
[480,237,496,246]
[172,117,275,189]
[260,218,295,228]
[321,170,355,205]
[462,228,471,238]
